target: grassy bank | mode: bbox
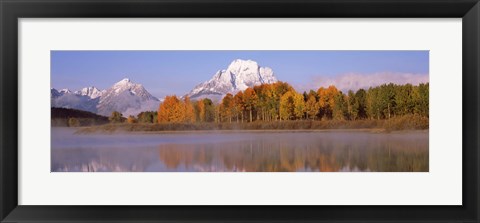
[75,114,428,133]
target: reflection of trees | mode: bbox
[157,135,429,172]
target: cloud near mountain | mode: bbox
[299,72,429,92]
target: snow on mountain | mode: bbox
[97,78,160,116]
[51,59,278,117]
[51,88,62,98]
[51,78,160,117]
[74,86,104,99]
[51,88,98,112]
[52,93,100,113]
[59,88,72,94]
[185,59,278,101]
[52,88,87,99]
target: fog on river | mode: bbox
[51,128,428,172]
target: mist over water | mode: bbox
[51,128,428,172]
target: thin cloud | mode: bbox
[298,72,429,93]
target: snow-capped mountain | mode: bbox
[59,89,72,94]
[51,93,99,113]
[97,78,160,116]
[51,87,99,112]
[185,59,278,101]
[51,88,63,98]
[51,78,160,117]
[74,87,104,99]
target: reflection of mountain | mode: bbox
[52,132,429,172]
[51,132,429,172]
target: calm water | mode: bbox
[51,128,429,172]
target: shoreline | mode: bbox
[69,126,428,135]
[69,117,429,135]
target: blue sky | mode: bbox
[51,51,429,98]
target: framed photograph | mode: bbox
[1,0,479,222]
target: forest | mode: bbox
[75,81,430,132]
[154,82,429,124]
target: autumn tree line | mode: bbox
[151,82,428,124]
[98,81,428,131]
[72,82,428,131]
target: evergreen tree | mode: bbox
[355,89,367,119]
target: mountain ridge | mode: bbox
[51,59,279,116]
[51,78,160,116]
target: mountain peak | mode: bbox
[228,59,257,68]
[116,78,131,85]
[52,78,160,117]
[185,59,278,101]
[98,78,159,116]
[59,88,72,94]
[75,86,103,99]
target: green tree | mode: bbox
[332,91,348,120]
[203,98,216,122]
[413,83,429,117]
[152,112,158,123]
[137,111,155,123]
[347,90,357,120]
[379,83,396,119]
[366,87,381,119]
[395,84,414,116]
[355,89,367,119]
[109,111,123,123]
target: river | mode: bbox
[51,128,428,172]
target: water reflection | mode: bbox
[51,130,428,172]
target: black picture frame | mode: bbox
[1,0,479,222]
